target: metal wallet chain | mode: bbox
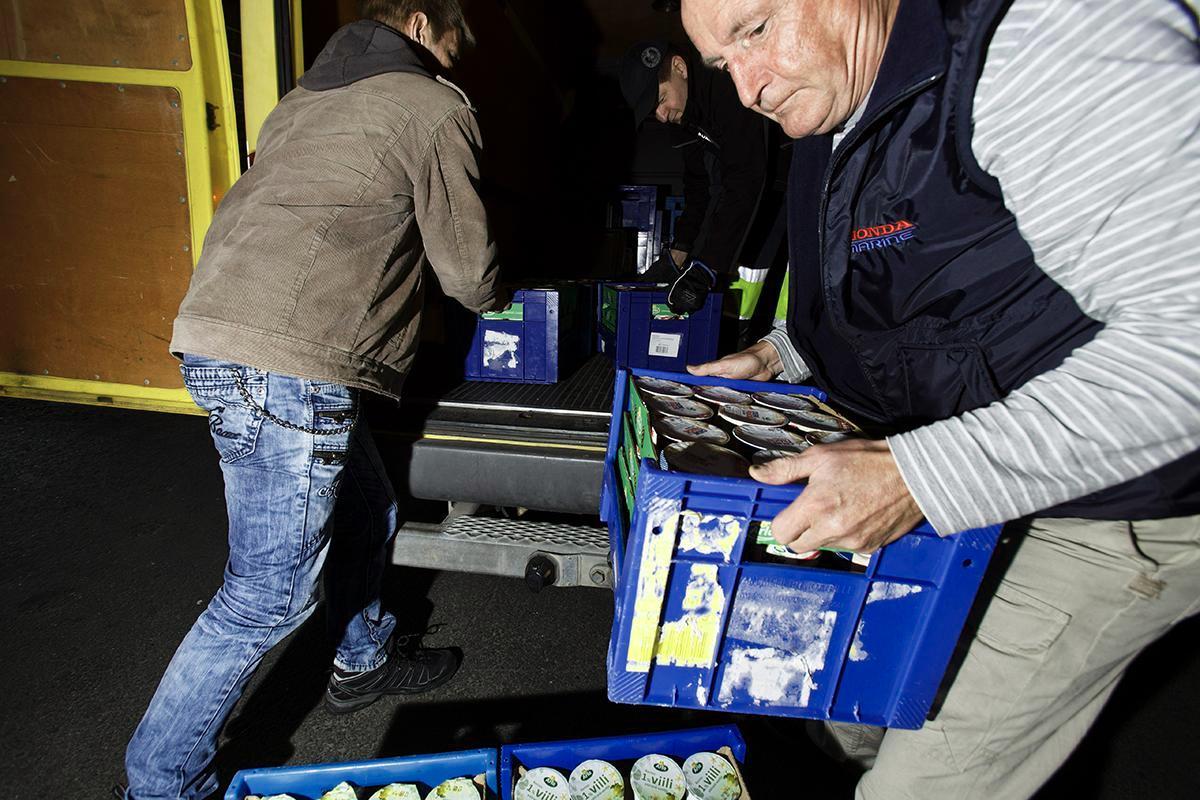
[232,370,358,436]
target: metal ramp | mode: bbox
[392,513,612,590]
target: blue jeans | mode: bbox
[125,356,398,799]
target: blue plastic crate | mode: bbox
[463,286,589,384]
[615,184,659,231]
[597,284,722,373]
[602,367,1002,729]
[499,725,746,800]
[224,748,498,800]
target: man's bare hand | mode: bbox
[687,340,782,381]
[749,439,924,554]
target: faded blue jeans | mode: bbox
[125,356,398,799]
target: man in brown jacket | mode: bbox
[123,2,506,797]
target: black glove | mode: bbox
[641,249,681,283]
[667,259,716,315]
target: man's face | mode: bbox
[682,0,858,138]
[655,55,689,125]
[426,27,463,70]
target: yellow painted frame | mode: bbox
[0,0,239,415]
[242,0,307,156]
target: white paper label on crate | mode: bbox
[677,511,742,560]
[483,329,520,370]
[648,332,682,359]
[716,577,838,708]
[656,562,727,669]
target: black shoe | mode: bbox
[324,642,460,714]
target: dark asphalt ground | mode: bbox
[1,396,1197,798]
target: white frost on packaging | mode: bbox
[483,329,520,369]
[849,620,869,662]
[866,581,923,604]
[716,577,838,707]
[677,511,743,560]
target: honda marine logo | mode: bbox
[851,218,917,253]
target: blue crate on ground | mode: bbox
[463,286,589,384]
[499,725,746,800]
[601,367,1002,729]
[597,283,722,373]
[224,748,498,800]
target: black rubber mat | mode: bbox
[420,353,615,415]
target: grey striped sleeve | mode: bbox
[889,0,1200,534]
[762,320,813,382]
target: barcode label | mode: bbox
[648,332,682,359]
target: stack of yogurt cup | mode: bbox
[245,776,480,800]
[633,376,857,478]
[513,748,746,800]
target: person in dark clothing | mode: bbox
[620,40,786,326]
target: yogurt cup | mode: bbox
[514,768,570,800]
[695,385,754,406]
[634,376,693,398]
[682,752,743,800]
[663,442,750,478]
[732,424,811,453]
[717,403,788,428]
[630,754,686,800]
[643,394,713,420]
[369,785,422,800]
[428,778,482,800]
[568,760,624,800]
[653,415,730,445]
[752,391,816,414]
[786,408,848,433]
[320,783,358,800]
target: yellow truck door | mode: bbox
[0,0,298,414]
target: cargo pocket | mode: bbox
[929,580,1072,770]
[181,365,265,464]
[899,342,1002,421]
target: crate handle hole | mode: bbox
[652,526,663,535]
[962,558,974,568]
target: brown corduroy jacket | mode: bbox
[170,60,502,399]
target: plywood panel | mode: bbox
[0,78,192,388]
[0,0,192,71]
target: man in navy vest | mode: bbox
[683,0,1200,796]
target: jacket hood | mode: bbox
[299,20,432,91]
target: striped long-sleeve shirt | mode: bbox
[762,0,1200,535]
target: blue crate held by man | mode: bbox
[597,283,721,373]
[601,367,1003,729]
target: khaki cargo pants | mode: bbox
[819,515,1200,800]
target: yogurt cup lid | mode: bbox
[514,768,570,800]
[654,416,730,445]
[634,376,693,398]
[695,385,754,405]
[630,755,686,800]
[786,408,848,432]
[733,424,811,452]
[750,449,795,466]
[663,442,750,478]
[751,391,816,413]
[718,403,788,428]
[644,394,713,420]
[682,752,742,800]
[369,785,422,800]
[568,760,625,800]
